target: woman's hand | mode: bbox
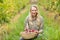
[35,30,39,34]
[24,28,29,32]
[39,29,43,34]
[24,26,29,31]
[35,30,43,34]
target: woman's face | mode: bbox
[30,6,38,17]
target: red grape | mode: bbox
[31,29,35,32]
[29,30,31,32]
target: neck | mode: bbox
[31,15,37,20]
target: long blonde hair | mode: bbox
[28,5,41,26]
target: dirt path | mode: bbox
[10,7,27,23]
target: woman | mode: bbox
[20,5,44,40]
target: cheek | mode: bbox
[36,11,38,13]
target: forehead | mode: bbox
[31,6,37,10]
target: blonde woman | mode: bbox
[20,5,44,40]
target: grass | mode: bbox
[38,5,60,40]
[5,7,29,40]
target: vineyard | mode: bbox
[0,0,60,40]
[0,0,29,25]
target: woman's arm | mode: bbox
[24,16,29,31]
[39,16,44,34]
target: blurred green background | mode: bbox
[0,0,60,40]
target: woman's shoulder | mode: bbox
[39,15,44,22]
[40,15,43,19]
[38,15,43,20]
[25,15,30,21]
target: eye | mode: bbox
[32,10,34,11]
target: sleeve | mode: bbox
[39,16,44,33]
[24,16,29,29]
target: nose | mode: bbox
[33,11,36,13]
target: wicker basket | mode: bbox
[20,32,37,39]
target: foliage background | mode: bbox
[0,0,60,40]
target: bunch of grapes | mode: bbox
[25,29,38,33]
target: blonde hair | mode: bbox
[30,5,38,11]
[28,5,41,26]
[28,14,41,26]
